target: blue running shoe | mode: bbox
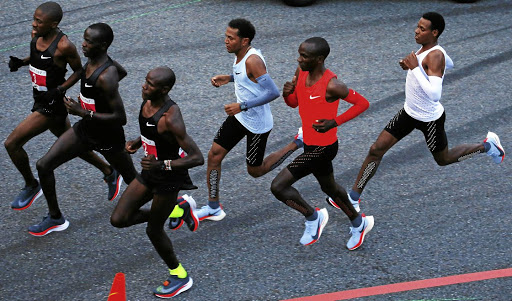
[169,194,199,232]
[11,182,42,211]
[154,274,193,299]
[104,168,123,201]
[346,214,374,250]
[325,194,360,213]
[195,204,226,221]
[28,214,69,236]
[484,131,505,164]
[300,208,329,246]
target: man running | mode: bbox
[345,12,505,211]
[271,37,373,250]
[193,18,303,221]
[110,66,204,298]
[28,23,137,236]
[5,2,120,212]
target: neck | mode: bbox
[236,45,251,61]
[148,95,170,108]
[41,28,59,40]
[88,52,109,66]
[420,40,438,52]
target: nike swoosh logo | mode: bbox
[359,220,366,234]
[309,95,321,99]
[40,55,51,59]
[235,72,241,75]
[146,122,155,127]
[84,83,93,88]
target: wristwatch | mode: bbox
[240,102,248,111]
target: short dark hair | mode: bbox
[422,12,445,38]
[37,2,63,24]
[228,18,256,44]
[87,23,114,48]
[303,37,330,59]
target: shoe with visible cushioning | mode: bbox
[294,127,304,148]
[154,274,193,299]
[11,182,42,210]
[28,214,69,236]
[346,214,374,250]
[484,131,505,164]
[300,208,329,246]
[104,168,123,201]
[169,194,199,232]
[325,193,360,212]
[194,204,226,221]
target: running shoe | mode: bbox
[346,214,374,251]
[294,127,304,148]
[104,168,123,201]
[300,208,329,246]
[194,204,226,221]
[484,131,505,164]
[169,194,199,232]
[11,182,42,210]
[154,274,193,299]
[28,214,69,236]
[325,194,360,212]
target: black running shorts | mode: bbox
[384,108,448,153]
[213,115,271,166]
[287,141,338,180]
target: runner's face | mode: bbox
[82,28,103,58]
[32,9,56,36]
[414,18,437,44]
[224,27,245,54]
[142,71,162,101]
[297,42,317,71]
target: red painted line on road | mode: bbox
[282,268,512,301]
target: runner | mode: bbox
[110,66,204,298]
[28,23,137,236]
[345,12,505,212]
[5,2,120,212]
[271,37,373,250]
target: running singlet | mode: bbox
[29,31,67,95]
[296,69,339,146]
[404,45,453,122]
[77,57,124,141]
[233,48,273,134]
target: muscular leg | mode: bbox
[110,178,153,227]
[316,173,358,221]
[207,142,229,202]
[147,191,180,269]
[36,128,87,217]
[103,151,137,185]
[4,112,53,187]
[270,168,314,217]
[47,118,112,176]
[432,143,485,166]
[247,141,299,178]
[352,130,399,195]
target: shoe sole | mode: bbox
[348,215,374,251]
[12,188,43,211]
[183,195,199,232]
[325,196,360,213]
[109,175,123,201]
[29,220,70,237]
[199,210,226,222]
[303,208,329,246]
[485,132,505,164]
[154,277,193,299]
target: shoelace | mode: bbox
[304,220,316,235]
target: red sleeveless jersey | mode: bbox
[296,69,339,146]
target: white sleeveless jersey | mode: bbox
[233,48,273,134]
[404,45,453,122]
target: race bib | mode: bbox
[141,135,158,159]
[29,65,47,91]
[79,93,96,112]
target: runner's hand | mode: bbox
[312,119,337,133]
[9,56,25,72]
[141,154,161,171]
[283,76,296,97]
[125,140,140,154]
[63,96,86,117]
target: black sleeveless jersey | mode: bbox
[29,30,67,96]
[77,57,124,141]
[139,99,182,161]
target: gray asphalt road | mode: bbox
[0,0,510,300]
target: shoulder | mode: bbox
[162,104,185,132]
[56,34,78,55]
[246,52,265,67]
[96,65,120,90]
[326,76,348,99]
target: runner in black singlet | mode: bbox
[5,2,116,212]
[110,66,204,299]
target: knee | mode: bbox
[110,212,126,228]
[368,143,385,160]
[270,177,285,198]
[36,158,49,175]
[4,136,19,153]
[145,223,163,239]
[434,157,449,166]
[247,166,263,178]
[208,149,223,166]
